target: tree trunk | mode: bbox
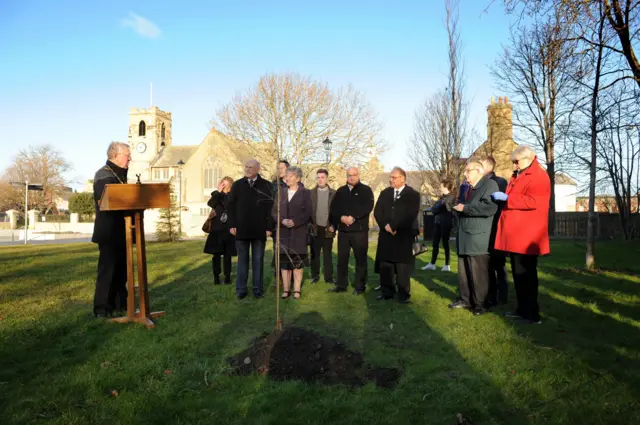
[586,30,605,270]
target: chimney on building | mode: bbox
[486,95,513,147]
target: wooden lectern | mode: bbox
[99,183,171,328]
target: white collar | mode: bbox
[394,185,406,194]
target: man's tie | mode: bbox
[249,179,254,188]
[394,190,400,202]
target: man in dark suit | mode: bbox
[328,167,374,295]
[310,168,336,284]
[481,156,509,305]
[450,159,499,315]
[374,167,421,303]
[227,159,274,299]
[92,142,131,318]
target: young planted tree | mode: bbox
[155,177,181,242]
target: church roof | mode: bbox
[555,173,577,185]
[151,146,198,167]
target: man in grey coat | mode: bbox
[450,159,499,316]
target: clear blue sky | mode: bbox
[0,0,514,188]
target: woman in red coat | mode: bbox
[492,145,550,324]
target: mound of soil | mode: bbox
[227,326,401,388]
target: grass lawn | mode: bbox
[0,239,639,425]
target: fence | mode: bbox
[421,210,640,241]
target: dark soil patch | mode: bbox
[227,326,401,388]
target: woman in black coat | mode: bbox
[272,166,312,300]
[204,177,236,284]
[422,178,456,272]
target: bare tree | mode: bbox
[213,73,384,180]
[503,0,640,88]
[0,145,72,214]
[409,90,454,195]
[409,0,467,192]
[597,81,640,239]
[491,10,581,235]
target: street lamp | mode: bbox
[177,159,185,236]
[322,137,332,164]
[11,181,43,244]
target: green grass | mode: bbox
[0,239,639,425]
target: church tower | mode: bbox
[127,106,172,182]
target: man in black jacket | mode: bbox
[374,167,421,303]
[92,142,131,318]
[328,167,374,295]
[227,159,274,299]
[481,156,509,305]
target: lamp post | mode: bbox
[322,137,332,164]
[177,159,185,237]
[11,181,43,244]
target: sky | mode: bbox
[0,0,515,189]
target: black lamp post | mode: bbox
[322,137,332,164]
[177,159,185,236]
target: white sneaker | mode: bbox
[441,265,451,272]
[422,263,436,271]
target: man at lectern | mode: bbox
[91,142,131,318]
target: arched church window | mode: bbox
[161,123,166,140]
[203,165,223,189]
[139,120,146,136]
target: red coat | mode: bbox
[494,157,551,256]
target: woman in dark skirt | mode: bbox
[203,176,236,284]
[272,166,312,299]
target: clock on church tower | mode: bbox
[126,106,172,183]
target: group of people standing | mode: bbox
[91,142,550,325]
[425,146,550,324]
[201,158,422,304]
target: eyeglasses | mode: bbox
[464,168,480,174]
[389,176,403,180]
[512,159,520,165]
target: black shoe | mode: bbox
[373,285,381,291]
[214,276,221,285]
[237,293,248,300]
[485,299,498,308]
[398,298,411,304]
[224,276,232,284]
[376,295,393,301]
[448,300,471,309]
[311,278,319,284]
[473,307,486,316]
[94,309,112,318]
[327,278,336,284]
[328,287,347,293]
[353,289,365,295]
[504,311,521,319]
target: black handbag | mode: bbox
[412,237,428,256]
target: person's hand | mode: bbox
[217,181,226,192]
[384,224,393,234]
[346,216,355,225]
[230,228,237,236]
[328,226,335,233]
[492,192,508,201]
[340,216,349,224]
[453,203,464,212]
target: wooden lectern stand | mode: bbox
[99,183,171,329]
